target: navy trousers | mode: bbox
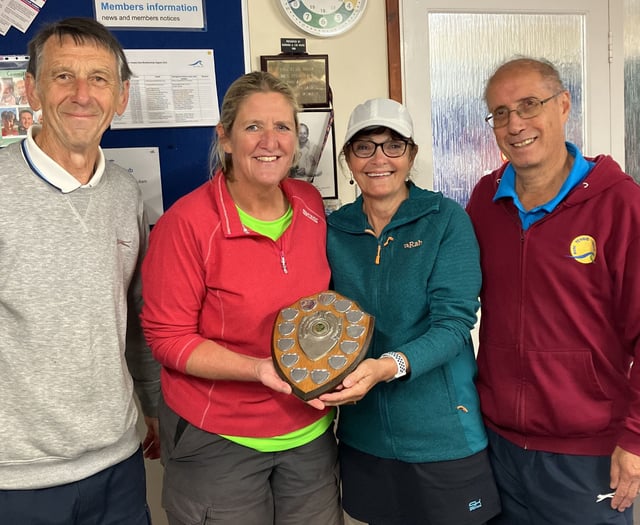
[487,429,633,525]
[0,447,151,525]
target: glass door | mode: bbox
[400,0,623,205]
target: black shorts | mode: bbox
[340,443,500,525]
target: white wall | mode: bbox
[245,0,390,206]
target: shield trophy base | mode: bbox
[272,290,374,401]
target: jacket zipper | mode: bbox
[518,227,527,448]
[276,234,289,274]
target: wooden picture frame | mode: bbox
[260,54,330,108]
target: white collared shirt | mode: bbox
[22,125,106,193]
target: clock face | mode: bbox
[279,0,367,37]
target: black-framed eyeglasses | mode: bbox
[349,139,411,158]
[484,91,564,129]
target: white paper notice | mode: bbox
[112,49,219,130]
[0,0,45,33]
[0,0,10,35]
[104,147,164,224]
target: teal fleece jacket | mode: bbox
[327,182,487,462]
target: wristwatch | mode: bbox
[380,351,407,381]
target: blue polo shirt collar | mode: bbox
[493,142,594,229]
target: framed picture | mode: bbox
[292,109,338,199]
[260,54,330,108]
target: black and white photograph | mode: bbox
[292,109,337,199]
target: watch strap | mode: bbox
[379,351,407,381]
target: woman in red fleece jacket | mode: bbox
[141,71,341,525]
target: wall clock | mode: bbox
[278,0,368,38]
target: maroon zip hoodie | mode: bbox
[467,154,640,456]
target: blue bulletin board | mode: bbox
[0,1,246,210]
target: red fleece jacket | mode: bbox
[141,174,331,437]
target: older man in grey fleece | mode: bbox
[0,17,160,524]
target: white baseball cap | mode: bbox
[343,98,414,147]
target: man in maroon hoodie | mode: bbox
[467,57,640,524]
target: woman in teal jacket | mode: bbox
[316,99,500,525]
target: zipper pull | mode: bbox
[280,251,288,274]
[375,236,394,265]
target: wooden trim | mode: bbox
[386,0,402,102]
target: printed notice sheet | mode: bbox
[0,0,46,35]
[0,0,10,35]
[103,147,164,224]
[112,49,219,130]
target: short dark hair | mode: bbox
[343,126,415,158]
[27,17,131,85]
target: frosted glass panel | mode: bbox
[624,0,640,183]
[428,13,585,206]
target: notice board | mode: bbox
[0,1,246,210]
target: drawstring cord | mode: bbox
[374,236,394,265]
[364,228,394,265]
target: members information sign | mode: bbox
[94,0,205,30]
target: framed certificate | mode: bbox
[260,54,330,108]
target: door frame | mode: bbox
[386,0,625,190]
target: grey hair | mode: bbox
[484,56,566,103]
[27,17,131,86]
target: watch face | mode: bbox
[279,0,367,37]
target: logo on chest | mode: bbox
[569,235,596,264]
[403,239,423,249]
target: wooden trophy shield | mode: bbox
[272,291,374,401]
